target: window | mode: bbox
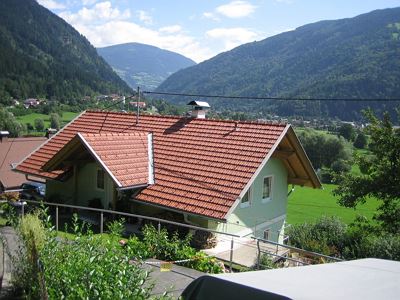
[96,169,105,190]
[262,176,272,203]
[240,188,252,208]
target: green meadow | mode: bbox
[16,111,79,135]
[286,183,379,225]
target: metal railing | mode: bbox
[4,198,343,271]
[18,199,241,272]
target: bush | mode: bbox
[257,254,276,270]
[13,213,163,299]
[331,159,351,174]
[318,169,334,184]
[287,216,347,257]
[353,132,368,149]
[287,216,400,262]
[191,230,217,249]
[127,224,224,274]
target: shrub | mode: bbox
[126,224,224,274]
[191,230,217,249]
[331,159,351,174]
[287,216,347,257]
[13,213,163,299]
[257,254,276,270]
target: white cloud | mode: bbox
[82,0,99,5]
[60,1,130,24]
[37,0,66,10]
[159,25,182,34]
[206,27,258,50]
[56,1,217,62]
[215,1,256,18]
[203,12,220,21]
[275,0,294,4]
[137,10,153,25]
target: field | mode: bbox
[16,111,79,134]
[286,183,379,225]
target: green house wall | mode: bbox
[217,158,288,242]
[46,158,289,243]
[46,162,114,209]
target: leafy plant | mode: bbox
[12,212,167,299]
[126,224,224,274]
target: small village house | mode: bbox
[15,102,321,242]
[0,132,46,192]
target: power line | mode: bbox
[143,91,400,102]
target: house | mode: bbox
[129,101,147,109]
[14,104,320,241]
[23,98,40,109]
[0,134,47,192]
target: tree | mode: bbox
[338,123,356,141]
[334,110,400,234]
[297,129,350,169]
[0,107,24,137]
[353,131,368,149]
[50,113,61,130]
[34,118,45,132]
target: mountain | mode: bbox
[157,8,400,120]
[0,0,132,102]
[97,43,196,91]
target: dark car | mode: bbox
[19,182,45,200]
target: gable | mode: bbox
[42,132,152,189]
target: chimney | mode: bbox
[187,101,210,119]
[0,131,9,143]
[46,128,57,139]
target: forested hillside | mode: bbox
[157,8,400,120]
[0,0,132,103]
[98,43,196,91]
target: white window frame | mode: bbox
[262,176,273,203]
[240,186,252,208]
[96,168,105,190]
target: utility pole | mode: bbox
[136,86,140,124]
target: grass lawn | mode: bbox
[287,184,379,225]
[16,111,79,135]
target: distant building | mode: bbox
[0,136,46,191]
[129,101,147,109]
[23,98,40,109]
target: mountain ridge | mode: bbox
[97,43,196,91]
[0,0,132,103]
[156,7,400,120]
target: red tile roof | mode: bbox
[0,137,47,190]
[16,111,288,220]
[81,132,150,188]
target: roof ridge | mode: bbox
[85,109,287,127]
[81,131,148,137]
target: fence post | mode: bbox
[257,239,261,269]
[158,221,161,233]
[56,206,59,232]
[21,201,25,218]
[100,212,104,234]
[229,237,234,273]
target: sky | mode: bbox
[37,0,400,63]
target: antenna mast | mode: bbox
[136,86,140,124]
